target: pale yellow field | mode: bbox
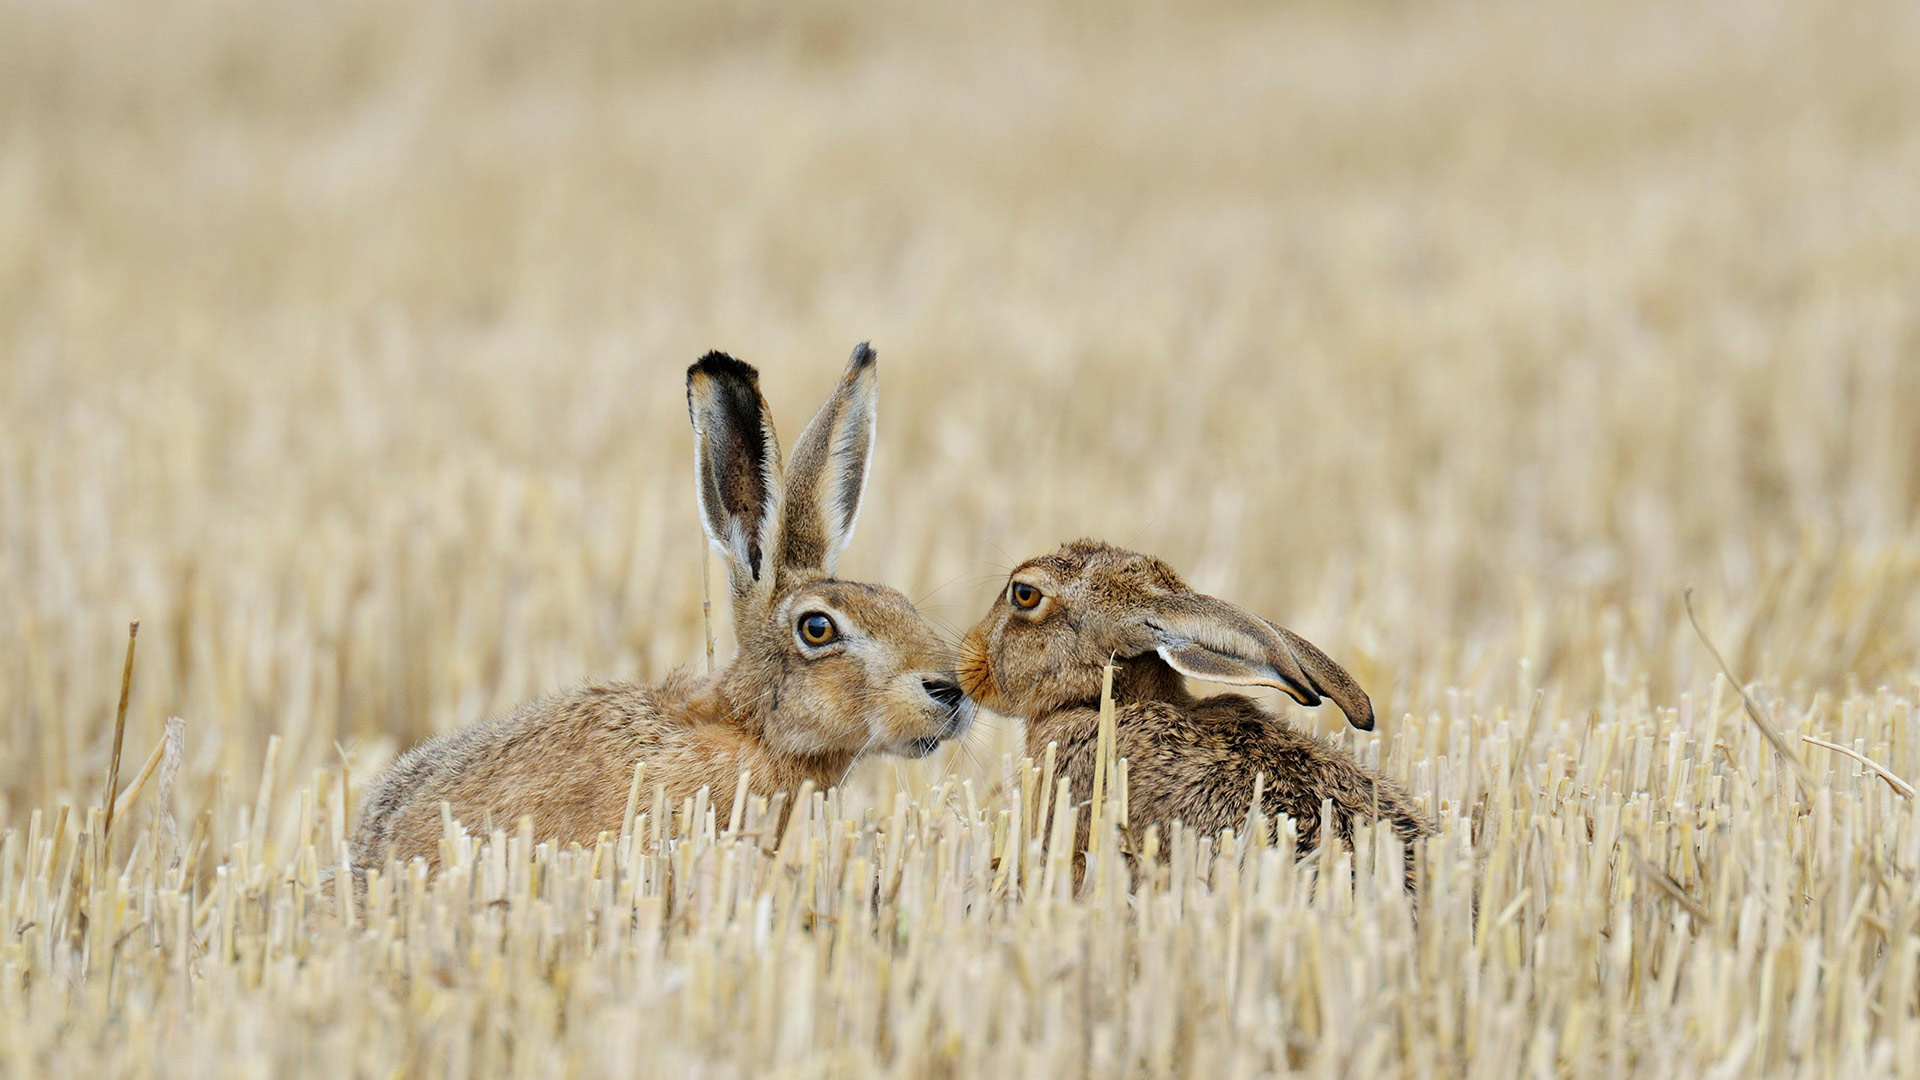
[3,0,1920,1075]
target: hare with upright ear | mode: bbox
[352,345,973,873]
[960,539,1426,889]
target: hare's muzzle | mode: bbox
[955,624,1006,711]
[897,676,973,756]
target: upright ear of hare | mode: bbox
[959,538,1425,892]
[351,344,970,880]
[779,342,877,577]
[688,351,784,607]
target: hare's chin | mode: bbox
[900,736,944,758]
[894,708,971,759]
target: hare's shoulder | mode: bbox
[1184,693,1424,829]
[496,678,693,749]
[1109,693,1303,754]
[1112,693,1357,795]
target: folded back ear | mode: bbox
[1261,617,1376,731]
[687,352,784,612]
[1146,592,1375,730]
[779,342,878,577]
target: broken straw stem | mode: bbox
[1801,735,1914,799]
[111,730,172,823]
[1681,589,1810,791]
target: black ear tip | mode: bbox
[849,342,877,369]
[1347,699,1376,731]
[689,351,760,386]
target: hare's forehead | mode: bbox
[778,580,920,625]
[1019,548,1183,600]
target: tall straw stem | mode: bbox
[1089,658,1118,866]
[700,542,716,673]
[99,620,140,864]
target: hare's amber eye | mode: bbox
[798,612,838,645]
[1009,582,1043,610]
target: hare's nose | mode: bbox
[921,677,965,711]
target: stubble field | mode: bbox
[3,0,1920,1075]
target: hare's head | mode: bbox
[687,345,971,762]
[959,539,1374,730]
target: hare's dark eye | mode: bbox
[798,612,838,645]
[1009,582,1043,610]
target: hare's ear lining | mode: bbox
[1150,611,1321,708]
[1155,641,1321,705]
[687,352,783,599]
[1146,593,1376,731]
[779,342,878,576]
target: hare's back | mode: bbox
[353,682,669,868]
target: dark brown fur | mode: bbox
[961,539,1428,890]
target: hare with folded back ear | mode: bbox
[960,539,1427,890]
[351,345,973,873]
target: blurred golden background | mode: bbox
[7,0,1917,816]
[5,0,1920,1074]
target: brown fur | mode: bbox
[960,539,1428,890]
[352,345,970,873]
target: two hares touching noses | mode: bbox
[353,345,1426,889]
